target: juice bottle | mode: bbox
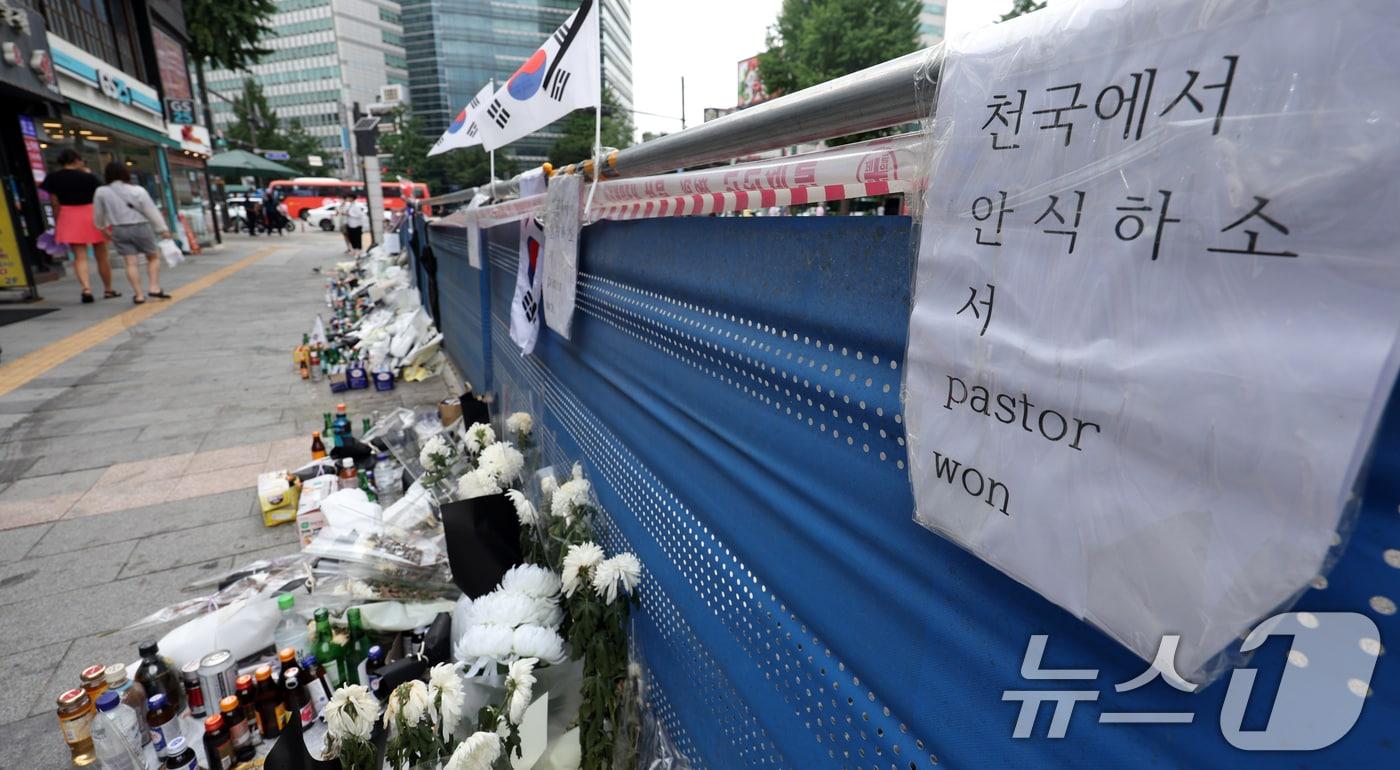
[56,689,96,766]
[311,431,327,460]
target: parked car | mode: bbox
[305,202,397,232]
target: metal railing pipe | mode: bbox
[422,45,941,206]
[607,46,941,178]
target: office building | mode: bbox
[403,0,633,164]
[920,2,946,45]
[205,0,409,171]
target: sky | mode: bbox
[630,0,1021,141]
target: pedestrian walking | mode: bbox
[92,162,172,304]
[40,150,118,303]
[337,194,355,253]
[343,195,368,256]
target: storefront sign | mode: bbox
[48,33,165,133]
[17,115,53,226]
[0,190,30,289]
[166,97,194,125]
[151,25,191,99]
[0,1,61,102]
[904,0,1400,680]
[167,122,210,156]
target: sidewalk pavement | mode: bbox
[0,230,451,767]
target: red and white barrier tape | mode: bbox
[439,131,925,229]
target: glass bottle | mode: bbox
[202,714,233,770]
[338,457,358,490]
[135,640,184,712]
[253,664,283,739]
[78,664,108,706]
[236,675,262,746]
[220,695,254,763]
[145,692,182,759]
[313,608,345,687]
[301,655,333,715]
[357,469,378,503]
[104,663,149,745]
[365,645,386,695]
[56,688,96,766]
[347,607,370,686]
[282,668,316,728]
[162,736,198,770]
[311,431,327,460]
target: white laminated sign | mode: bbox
[542,172,583,340]
[905,0,1400,680]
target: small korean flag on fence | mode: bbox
[428,81,495,157]
[479,0,600,152]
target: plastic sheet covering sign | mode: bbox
[905,0,1400,682]
[542,172,582,340]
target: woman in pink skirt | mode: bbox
[40,150,116,303]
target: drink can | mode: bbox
[198,650,237,705]
[180,660,206,718]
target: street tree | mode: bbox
[1000,0,1048,22]
[283,119,324,174]
[184,0,277,139]
[378,107,435,181]
[227,78,281,150]
[757,0,920,145]
[547,85,634,167]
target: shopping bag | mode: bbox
[158,238,184,267]
[440,492,523,598]
[263,703,339,770]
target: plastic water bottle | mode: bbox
[374,453,402,506]
[274,593,309,662]
[91,692,143,770]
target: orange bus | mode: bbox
[268,178,430,219]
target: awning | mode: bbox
[67,102,180,148]
[206,149,299,178]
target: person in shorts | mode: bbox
[92,162,172,304]
[40,149,117,302]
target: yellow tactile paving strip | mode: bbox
[0,246,279,398]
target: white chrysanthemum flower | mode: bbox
[505,657,538,725]
[592,552,643,604]
[456,468,500,499]
[428,663,466,740]
[512,624,567,664]
[540,474,558,498]
[400,679,431,726]
[571,462,584,480]
[444,731,502,770]
[324,684,378,741]
[471,591,542,629]
[464,422,496,454]
[550,477,593,522]
[477,442,525,489]
[500,564,561,599]
[505,489,540,527]
[419,434,455,468]
[561,541,605,597]
[460,624,515,661]
[506,412,533,436]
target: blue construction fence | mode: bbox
[402,209,1397,769]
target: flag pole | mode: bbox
[489,78,497,202]
[583,90,602,221]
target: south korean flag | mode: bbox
[428,81,495,157]
[479,0,601,152]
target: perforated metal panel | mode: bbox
[423,216,1399,768]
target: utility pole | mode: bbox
[193,59,222,244]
